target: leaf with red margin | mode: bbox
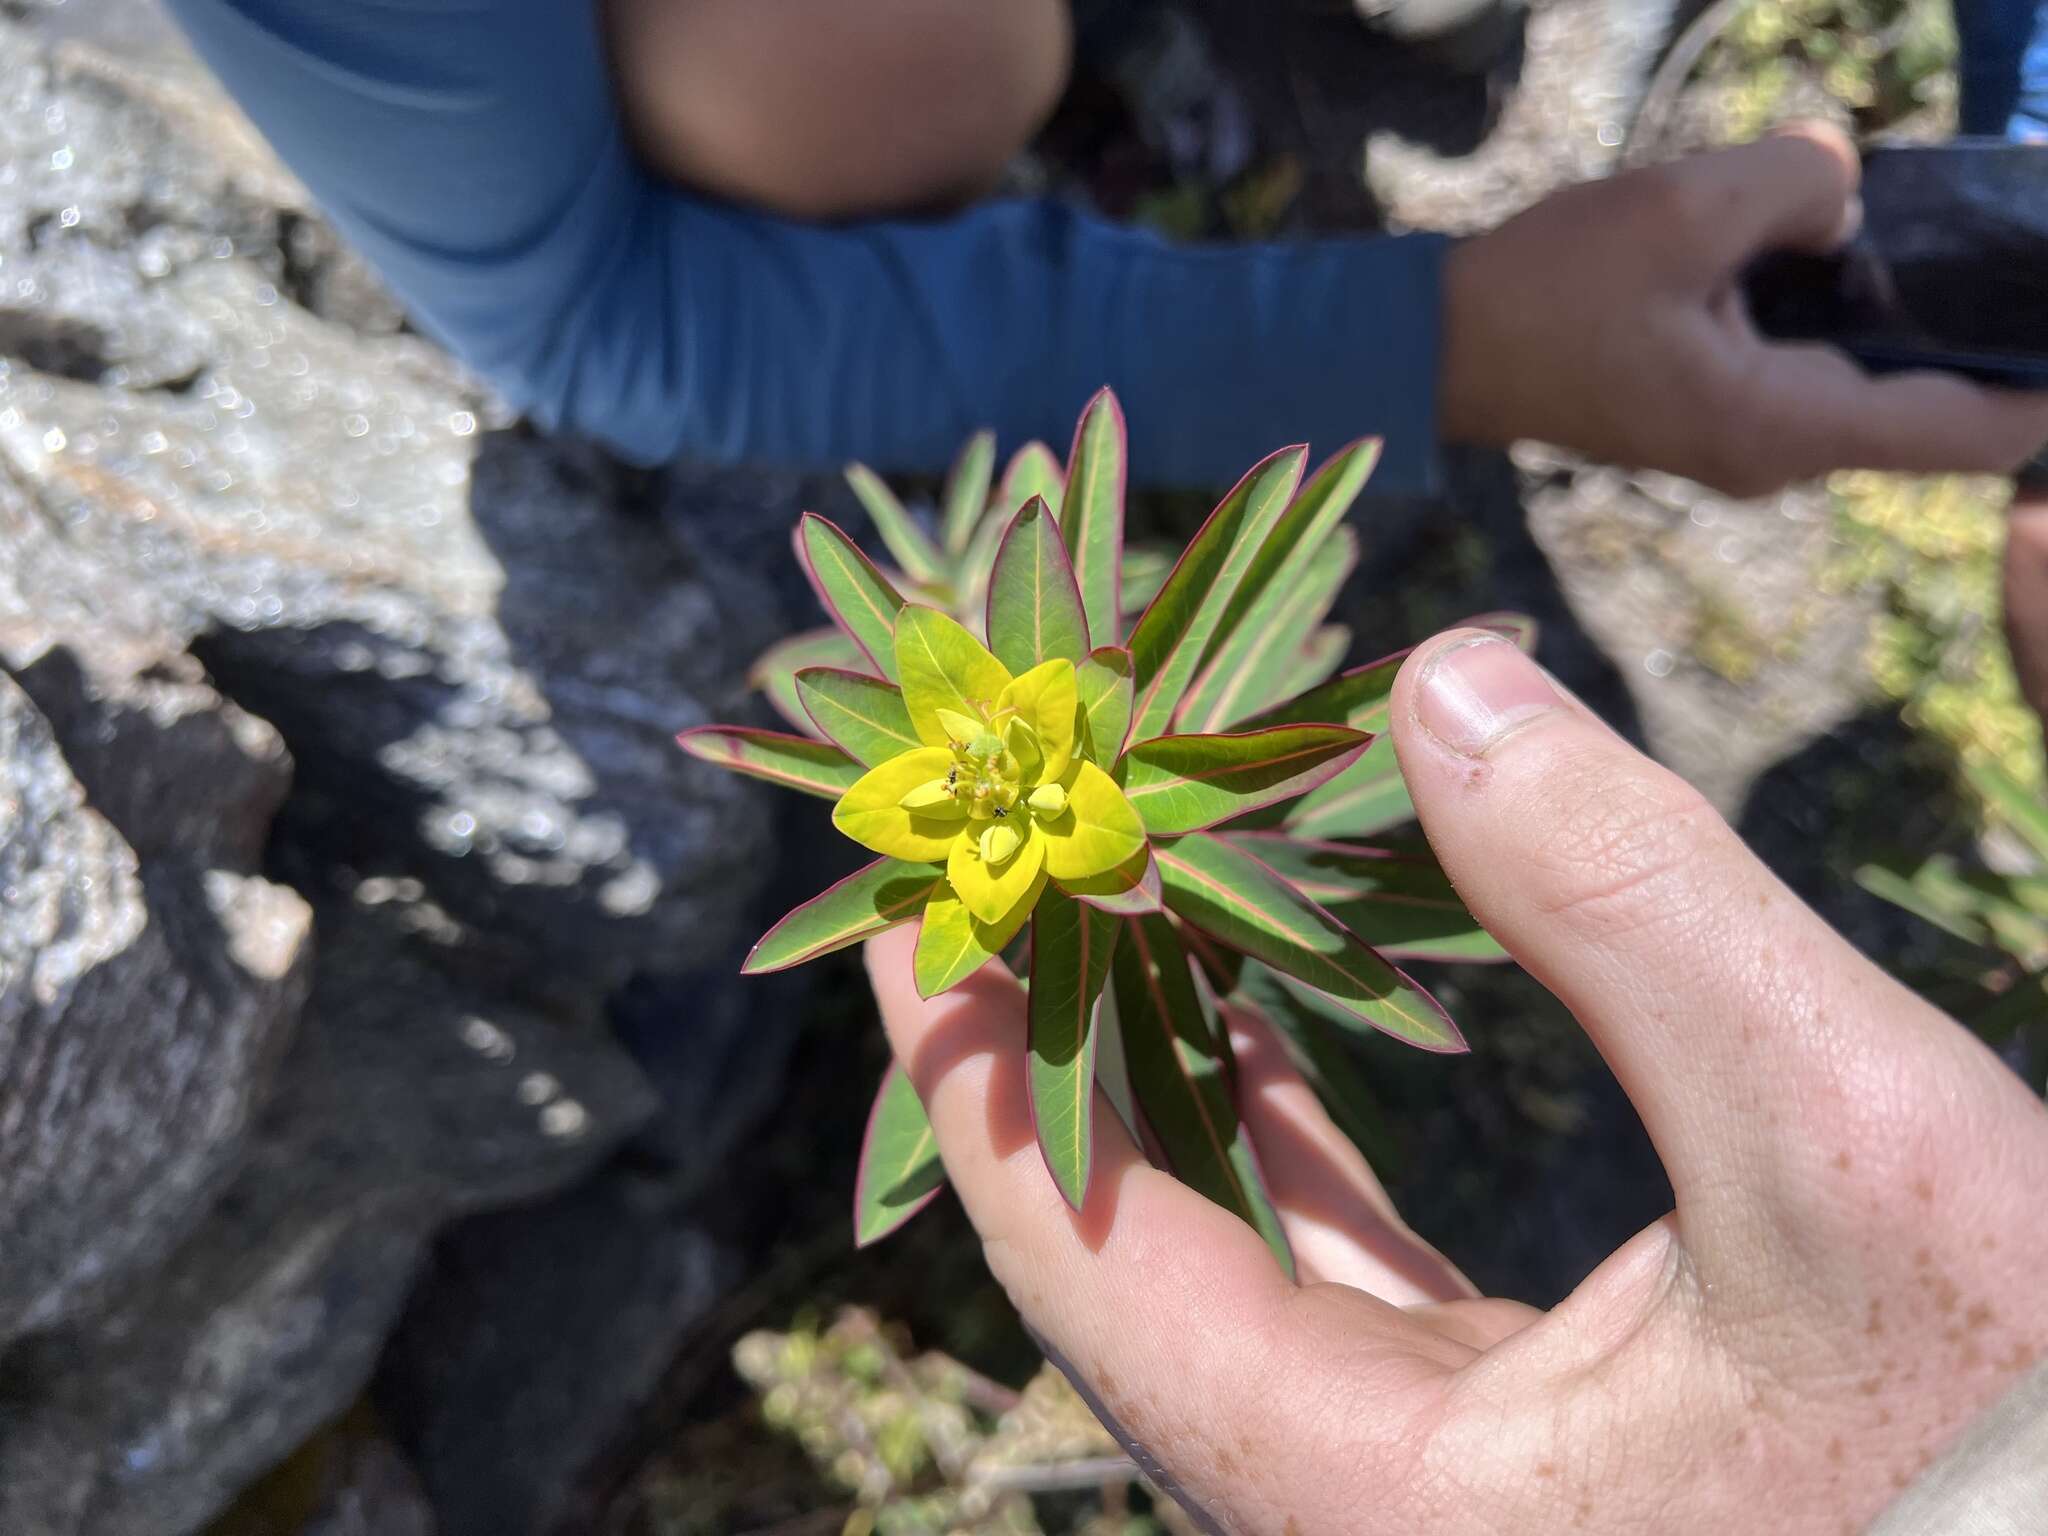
[795,513,907,680]
[1028,888,1121,1209]
[677,726,862,800]
[854,1062,946,1246]
[1155,832,1463,1051]
[744,857,943,974]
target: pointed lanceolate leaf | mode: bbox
[855,1062,947,1246]
[1278,624,1352,701]
[1117,547,1172,622]
[1244,644,1410,733]
[751,626,866,736]
[914,879,1039,998]
[846,463,945,586]
[987,496,1091,674]
[1227,833,1507,962]
[1180,441,1378,731]
[1121,726,1370,836]
[942,429,997,555]
[1181,526,1360,732]
[1028,889,1121,1209]
[1113,914,1293,1274]
[797,514,908,681]
[677,726,863,800]
[1128,446,1307,740]
[894,605,1014,748]
[997,441,1065,522]
[1061,388,1127,646]
[1077,647,1134,765]
[1232,960,1398,1171]
[1092,984,1143,1144]
[746,857,945,973]
[796,667,921,767]
[1284,737,1415,839]
[1155,832,1462,1051]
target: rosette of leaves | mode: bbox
[679,389,1526,1263]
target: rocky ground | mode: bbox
[0,1,1999,1534]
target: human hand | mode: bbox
[864,627,2048,1534]
[1437,124,2048,499]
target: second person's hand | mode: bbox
[1438,123,2048,498]
[866,628,2048,1535]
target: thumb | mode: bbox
[1667,120,1860,281]
[1388,630,1967,1229]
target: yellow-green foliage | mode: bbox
[1705,0,1957,139]
[1829,472,2046,799]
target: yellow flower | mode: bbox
[832,607,1145,988]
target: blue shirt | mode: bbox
[162,0,1449,490]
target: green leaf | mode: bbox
[1128,447,1306,740]
[1180,526,1360,732]
[1092,984,1143,1144]
[1028,889,1122,1209]
[676,726,863,800]
[1245,613,1532,735]
[986,496,1091,674]
[1232,960,1397,1171]
[1112,914,1293,1275]
[1276,624,1352,702]
[1117,547,1172,623]
[893,605,1013,750]
[959,502,1010,619]
[1228,834,1507,962]
[942,429,997,555]
[745,857,944,973]
[797,514,908,681]
[795,667,921,767]
[750,626,865,736]
[1061,845,1163,915]
[855,1062,946,1246]
[1966,758,2048,866]
[1244,644,1409,733]
[1121,726,1371,836]
[1854,856,1992,947]
[1077,647,1135,765]
[1178,442,1376,731]
[1061,388,1127,647]
[846,463,946,585]
[997,441,1065,521]
[1156,832,1461,1051]
[914,879,1037,997]
[1284,737,1415,839]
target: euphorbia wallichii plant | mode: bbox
[679,389,1531,1267]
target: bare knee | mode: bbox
[605,0,1072,219]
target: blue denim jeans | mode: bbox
[1956,0,2048,137]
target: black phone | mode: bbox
[1743,140,2048,388]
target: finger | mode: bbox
[1711,336,2048,487]
[862,925,1466,1530]
[1663,121,1859,282]
[2005,490,2048,725]
[1386,630,1962,1219]
[1223,1005,1476,1305]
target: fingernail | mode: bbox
[1413,635,1563,757]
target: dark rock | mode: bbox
[0,669,310,1345]
[379,1172,733,1536]
[0,902,657,1536]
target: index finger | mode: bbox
[862,924,1464,1531]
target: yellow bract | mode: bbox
[831,605,1147,953]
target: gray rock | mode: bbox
[0,23,779,1002]
[0,670,310,1344]
[0,901,658,1536]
